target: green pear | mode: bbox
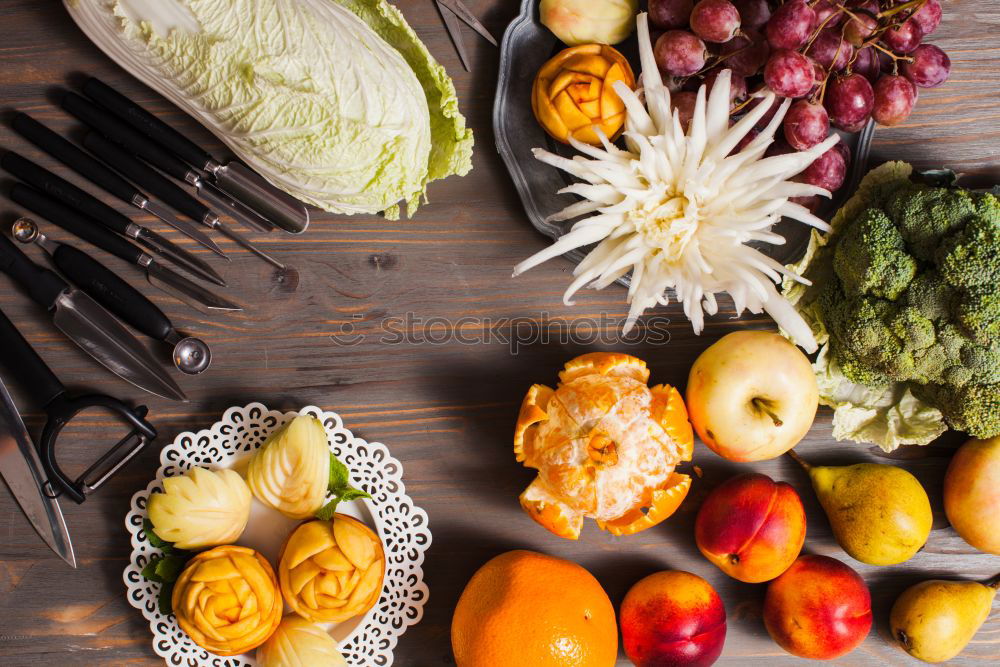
[890,576,999,663]
[787,451,932,565]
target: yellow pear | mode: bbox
[788,451,932,565]
[890,576,999,663]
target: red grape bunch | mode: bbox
[648,0,951,201]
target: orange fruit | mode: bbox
[451,550,618,666]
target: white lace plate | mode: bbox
[123,403,431,666]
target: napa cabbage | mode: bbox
[111,0,473,218]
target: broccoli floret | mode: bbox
[913,381,1000,439]
[816,181,1000,439]
[902,271,954,321]
[956,285,1000,345]
[833,208,917,299]
[937,213,1000,289]
[975,192,1000,224]
[887,185,976,260]
[959,342,1000,385]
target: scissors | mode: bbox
[435,0,497,71]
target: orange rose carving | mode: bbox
[171,545,282,656]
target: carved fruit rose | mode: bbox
[171,545,283,656]
[278,515,385,623]
[532,43,635,146]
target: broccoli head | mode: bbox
[818,180,1000,439]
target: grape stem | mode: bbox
[879,0,927,20]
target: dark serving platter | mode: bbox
[493,0,874,285]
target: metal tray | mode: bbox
[493,0,874,285]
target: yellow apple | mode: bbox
[686,331,818,462]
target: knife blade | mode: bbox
[82,78,309,234]
[81,132,287,271]
[10,112,227,258]
[1,151,227,287]
[0,374,75,567]
[9,183,243,314]
[0,233,187,402]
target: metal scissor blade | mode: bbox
[0,376,75,567]
[437,0,497,46]
[437,0,472,71]
[52,290,188,402]
[135,227,227,287]
[142,199,228,259]
[145,261,243,313]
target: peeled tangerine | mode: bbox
[532,44,635,146]
[515,352,694,540]
[257,616,347,667]
[147,467,251,550]
[172,545,283,656]
[248,415,330,519]
[278,515,385,623]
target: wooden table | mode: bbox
[0,1,997,665]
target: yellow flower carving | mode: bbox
[172,545,282,656]
[278,515,385,623]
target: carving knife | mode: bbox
[1,151,226,288]
[0,233,187,402]
[10,112,226,259]
[83,77,309,234]
[80,131,286,270]
[63,93,288,269]
[0,370,75,567]
[9,183,243,314]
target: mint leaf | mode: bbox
[157,581,176,616]
[329,453,350,493]
[141,555,167,583]
[316,453,373,520]
[338,488,371,503]
[315,498,340,522]
[140,519,191,615]
[155,556,186,583]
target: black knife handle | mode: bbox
[9,184,145,266]
[83,132,213,225]
[1,151,133,237]
[12,112,141,205]
[0,234,68,309]
[0,305,66,408]
[62,92,194,183]
[83,78,213,171]
[51,243,172,341]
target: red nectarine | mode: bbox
[621,570,726,666]
[763,554,872,659]
[695,472,806,583]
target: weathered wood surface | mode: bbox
[0,0,997,665]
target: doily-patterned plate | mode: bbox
[123,403,431,666]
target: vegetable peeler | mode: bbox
[0,305,157,503]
